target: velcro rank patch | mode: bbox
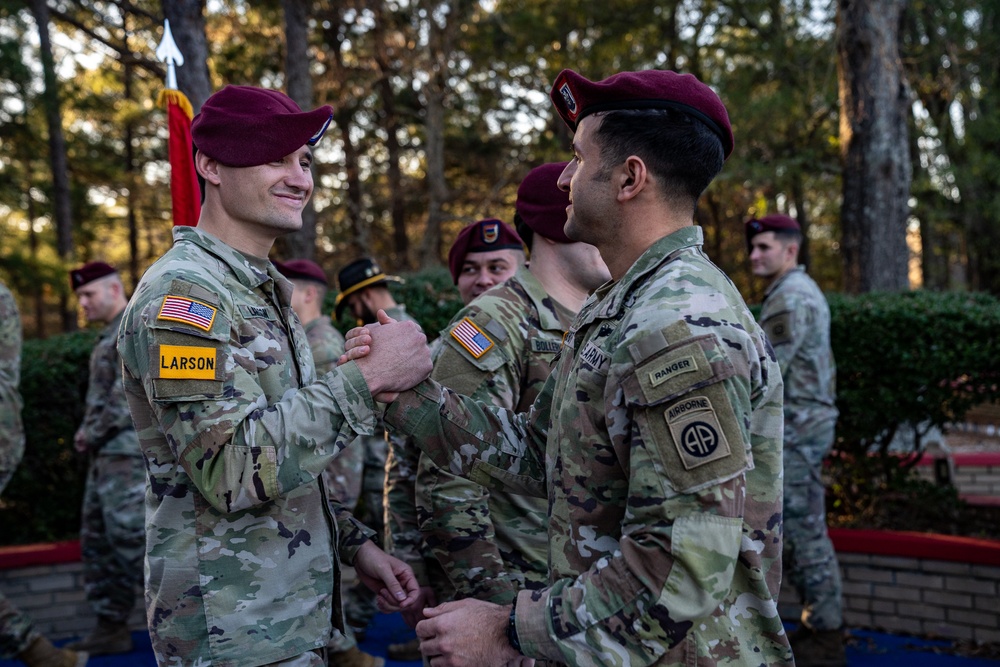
[665,396,732,470]
[158,295,217,332]
[450,317,494,358]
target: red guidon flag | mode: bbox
[158,89,200,227]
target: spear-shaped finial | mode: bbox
[155,19,185,90]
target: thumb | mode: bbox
[420,601,454,618]
[376,308,397,325]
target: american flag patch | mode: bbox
[158,295,217,331]
[450,318,494,358]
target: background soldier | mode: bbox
[0,281,87,667]
[747,213,844,667]
[65,262,144,657]
[277,258,382,667]
[116,85,429,666]
[383,218,524,661]
[355,68,793,667]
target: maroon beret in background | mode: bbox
[549,69,734,159]
[745,213,801,247]
[274,258,329,287]
[516,162,572,244]
[334,257,403,317]
[191,85,334,167]
[447,219,525,284]
[70,261,117,290]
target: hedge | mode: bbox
[3,282,999,544]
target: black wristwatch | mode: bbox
[507,595,523,654]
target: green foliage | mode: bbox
[1,331,96,545]
[826,290,1000,537]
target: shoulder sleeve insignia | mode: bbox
[450,317,494,358]
[158,295,217,332]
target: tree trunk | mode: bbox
[337,107,369,259]
[278,0,317,260]
[836,0,911,293]
[418,79,448,269]
[162,0,213,111]
[30,0,75,331]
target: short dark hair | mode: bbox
[592,108,725,208]
[772,228,803,245]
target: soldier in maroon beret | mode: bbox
[117,84,429,667]
[447,219,525,305]
[383,69,793,667]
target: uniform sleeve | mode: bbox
[331,496,379,564]
[79,333,135,450]
[518,328,756,665]
[384,435,435,584]
[384,377,549,500]
[760,289,812,375]
[120,298,377,515]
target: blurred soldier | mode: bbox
[747,213,843,666]
[64,262,144,657]
[276,258,383,667]
[383,218,525,660]
[448,218,526,305]
[353,69,792,667]
[116,85,430,666]
[0,280,87,667]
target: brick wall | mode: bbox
[0,541,145,641]
[912,453,1000,505]
[4,531,999,644]
[780,529,1000,645]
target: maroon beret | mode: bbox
[70,261,117,290]
[274,258,328,287]
[745,213,801,246]
[549,69,734,159]
[516,162,571,244]
[191,85,334,167]
[334,258,403,317]
[447,219,525,284]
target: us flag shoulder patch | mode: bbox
[158,295,217,331]
[450,317,494,359]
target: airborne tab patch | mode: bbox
[451,317,494,359]
[158,295,217,331]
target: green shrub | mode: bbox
[824,291,1000,537]
[1,331,96,545]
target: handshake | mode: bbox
[339,309,433,402]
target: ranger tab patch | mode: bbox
[158,295,217,331]
[451,317,494,358]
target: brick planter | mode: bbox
[780,528,1000,645]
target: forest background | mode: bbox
[1,0,998,337]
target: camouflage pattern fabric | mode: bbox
[117,226,377,667]
[759,265,842,631]
[417,267,561,603]
[386,226,794,667]
[305,315,346,376]
[0,281,36,659]
[0,281,24,494]
[77,311,146,623]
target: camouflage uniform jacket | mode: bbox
[419,267,562,599]
[305,315,346,375]
[118,226,377,667]
[78,310,141,457]
[760,266,838,439]
[0,282,24,473]
[386,226,793,667]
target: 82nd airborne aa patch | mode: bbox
[664,395,732,470]
[450,317,494,359]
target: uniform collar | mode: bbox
[581,225,704,323]
[764,264,805,299]
[515,266,572,331]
